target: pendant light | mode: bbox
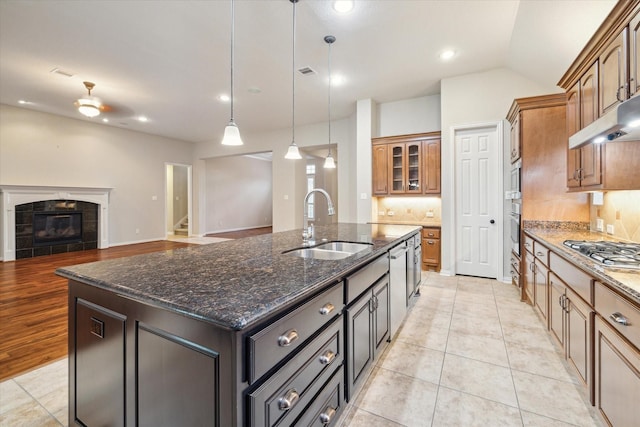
[285,0,302,159]
[323,35,336,169]
[76,81,102,118]
[221,0,243,146]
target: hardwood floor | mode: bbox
[0,240,194,381]
[206,226,272,239]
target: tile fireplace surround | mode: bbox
[0,185,111,262]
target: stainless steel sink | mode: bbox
[283,241,373,260]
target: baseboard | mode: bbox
[206,224,273,235]
[110,237,166,247]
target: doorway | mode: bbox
[165,163,192,237]
[453,122,504,279]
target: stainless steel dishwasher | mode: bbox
[389,242,408,339]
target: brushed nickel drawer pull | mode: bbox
[278,389,300,411]
[610,312,630,326]
[319,350,336,365]
[319,406,337,424]
[319,303,335,316]
[535,251,544,257]
[277,329,299,346]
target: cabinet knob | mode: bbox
[278,389,300,411]
[319,406,337,424]
[535,251,544,257]
[319,302,335,316]
[277,329,299,347]
[610,312,630,326]
[318,350,336,366]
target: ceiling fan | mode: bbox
[74,81,113,118]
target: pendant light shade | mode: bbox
[285,0,302,160]
[76,81,102,118]
[221,0,243,146]
[323,35,336,169]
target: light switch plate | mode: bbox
[606,224,615,235]
[596,218,604,232]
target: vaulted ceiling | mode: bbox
[0,0,616,143]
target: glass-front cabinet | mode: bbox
[389,142,422,194]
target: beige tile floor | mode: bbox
[0,272,603,427]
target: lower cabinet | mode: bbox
[523,249,535,305]
[594,315,640,427]
[549,273,593,401]
[422,227,441,272]
[345,274,390,401]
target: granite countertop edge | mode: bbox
[524,228,640,304]
[56,223,422,331]
[369,220,441,227]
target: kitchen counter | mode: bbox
[524,228,640,303]
[56,223,421,330]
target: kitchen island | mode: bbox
[56,223,421,427]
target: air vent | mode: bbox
[49,67,75,78]
[297,66,316,76]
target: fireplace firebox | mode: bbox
[33,211,83,246]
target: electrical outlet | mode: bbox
[426,210,434,218]
[387,210,394,216]
[596,218,604,232]
[378,211,385,216]
[606,224,615,235]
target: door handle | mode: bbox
[490,219,495,224]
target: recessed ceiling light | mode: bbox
[138,116,148,122]
[18,99,32,105]
[440,49,456,61]
[218,94,230,102]
[330,75,345,86]
[333,0,354,14]
[102,118,109,123]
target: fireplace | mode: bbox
[33,211,83,246]
[16,200,98,259]
[1,185,111,262]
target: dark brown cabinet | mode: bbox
[599,28,628,115]
[389,142,422,194]
[372,144,388,196]
[422,138,441,194]
[371,132,441,196]
[421,227,440,272]
[631,9,640,97]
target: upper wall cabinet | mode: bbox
[558,0,640,191]
[372,132,441,196]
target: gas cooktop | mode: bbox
[563,240,640,269]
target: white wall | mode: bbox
[378,95,441,137]
[204,155,272,233]
[0,104,194,245]
[192,117,354,234]
[440,67,560,276]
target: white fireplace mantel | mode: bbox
[0,185,112,262]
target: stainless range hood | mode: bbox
[569,96,640,149]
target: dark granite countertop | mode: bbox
[56,223,421,331]
[524,228,640,304]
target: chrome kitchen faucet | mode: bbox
[303,188,335,245]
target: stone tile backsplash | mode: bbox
[591,190,640,242]
[373,197,442,223]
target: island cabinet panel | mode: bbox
[346,272,390,401]
[68,280,237,427]
[137,324,219,427]
[247,281,344,384]
[247,316,344,427]
[74,299,126,427]
[294,366,344,426]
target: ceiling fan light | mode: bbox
[78,100,100,117]
[285,142,302,159]
[324,152,336,169]
[221,121,243,146]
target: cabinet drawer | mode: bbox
[247,282,344,383]
[294,365,344,427]
[549,252,593,305]
[533,240,549,266]
[422,227,440,239]
[248,316,344,427]
[510,251,520,275]
[523,235,534,253]
[345,254,388,305]
[595,281,640,350]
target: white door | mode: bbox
[455,126,499,278]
